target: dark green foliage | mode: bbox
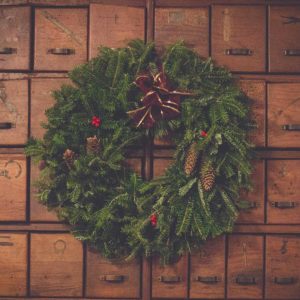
[26,40,253,264]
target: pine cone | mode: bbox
[86,136,100,155]
[184,142,199,175]
[200,160,215,192]
[63,149,75,168]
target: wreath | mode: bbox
[26,40,253,264]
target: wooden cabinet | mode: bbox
[0,154,26,221]
[155,7,209,57]
[190,237,225,299]
[30,233,83,296]
[152,255,188,298]
[268,83,300,148]
[0,79,28,145]
[86,250,141,298]
[266,235,300,299]
[212,5,266,72]
[34,8,88,71]
[89,4,145,59]
[227,235,264,299]
[153,157,173,178]
[267,160,300,224]
[0,6,31,70]
[0,233,27,296]
[269,6,300,72]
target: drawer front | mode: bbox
[30,233,83,296]
[0,154,26,221]
[153,157,173,178]
[227,235,263,299]
[268,83,300,148]
[267,160,300,224]
[152,255,188,298]
[86,250,141,298]
[0,79,28,145]
[89,4,145,59]
[212,5,266,72]
[266,235,300,299]
[269,6,300,72]
[238,160,265,224]
[190,236,225,299]
[0,6,30,70]
[34,8,88,71]
[155,8,209,56]
[239,80,266,147]
[0,233,27,296]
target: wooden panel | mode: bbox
[238,160,265,224]
[190,236,225,299]
[153,158,173,178]
[239,80,266,147]
[0,6,30,70]
[126,157,142,175]
[30,233,83,296]
[0,233,27,296]
[268,83,300,148]
[267,160,300,224]
[155,8,209,56]
[269,6,300,72]
[89,4,145,58]
[0,154,26,221]
[0,79,28,145]
[212,5,266,72]
[152,255,188,298]
[227,235,264,299]
[266,235,300,299]
[34,8,87,71]
[86,250,141,298]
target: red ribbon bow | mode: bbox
[127,72,193,128]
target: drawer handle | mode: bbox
[0,242,14,246]
[282,124,300,131]
[284,49,300,56]
[195,276,221,284]
[274,277,296,285]
[159,275,181,283]
[47,48,75,55]
[0,47,17,54]
[0,122,15,130]
[99,275,125,283]
[236,275,257,285]
[225,48,253,56]
[271,201,296,209]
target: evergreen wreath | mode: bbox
[26,40,254,264]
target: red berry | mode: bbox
[200,130,207,137]
[91,116,101,128]
[150,213,157,227]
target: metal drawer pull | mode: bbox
[0,122,15,130]
[284,49,300,56]
[282,124,300,131]
[159,275,181,283]
[236,275,257,285]
[274,277,296,285]
[47,48,75,55]
[0,242,14,246]
[225,48,253,56]
[195,276,221,284]
[271,201,296,209]
[0,47,16,54]
[99,275,125,283]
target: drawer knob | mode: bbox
[47,48,75,55]
[236,275,257,285]
[195,276,221,284]
[99,275,125,283]
[0,47,17,54]
[284,49,300,56]
[282,124,300,131]
[159,275,181,283]
[225,48,253,56]
[274,277,296,285]
[271,201,296,209]
[0,122,15,130]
